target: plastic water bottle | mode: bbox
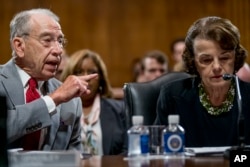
[127,115,149,156]
[163,115,185,156]
[140,124,150,155]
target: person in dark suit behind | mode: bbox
[60,49,127,155]
[0,8,98,151]
[155,16,250,147]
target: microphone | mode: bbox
[222,74,234,81]
[222,74,248,159]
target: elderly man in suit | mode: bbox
[0,8,97,151]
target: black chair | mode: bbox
[123,72,191,128]
[0,96,8,167]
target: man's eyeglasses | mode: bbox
[22,33,67,48]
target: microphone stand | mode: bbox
[235,75,244,148]
[223,75,250,159]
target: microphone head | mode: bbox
[222,74,234,80]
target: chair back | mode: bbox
[123,72,191,128]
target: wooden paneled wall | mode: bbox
[0,0,249,87]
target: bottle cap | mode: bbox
[132,115,143,125]
[168,115,179,124]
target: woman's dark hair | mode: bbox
[183,16,248,76]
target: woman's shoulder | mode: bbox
[101,98,125,117]
[102,97,123,103]
[101,98,124,109]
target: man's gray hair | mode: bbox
[10,8,59,41]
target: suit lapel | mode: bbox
[100,99,114,155]
[0,60,25,106]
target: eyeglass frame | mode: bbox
[21,33,68,48]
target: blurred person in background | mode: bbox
[131,57,145,82]
[170,38,186,72]
[140,50,169,82]
[112,57,145,100]
[60,49,127,155]
[236,62,250,82]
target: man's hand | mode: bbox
[50,74,98,105]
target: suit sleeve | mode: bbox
[67,97,83,151]
[7,99,52,143]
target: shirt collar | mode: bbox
[15,65,44,89]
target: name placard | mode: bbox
[9,150,80,167]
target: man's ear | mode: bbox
[12,37,25,58]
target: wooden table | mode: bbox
[81,155,229,167]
